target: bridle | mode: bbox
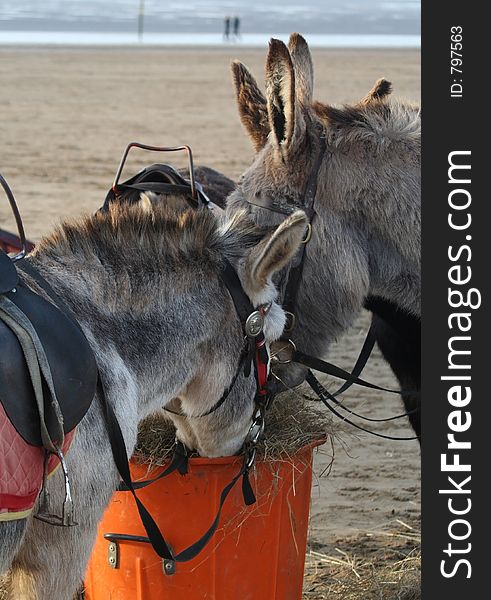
[101,259,274,569]
[241,126,420,441]
[97,142,279,569]
[105,141,274,428]
[1,145,277,569]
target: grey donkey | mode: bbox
[226,33,421,437]
[0,198,307,599]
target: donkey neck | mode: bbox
[27,249,238,447]
[315,128,420,316]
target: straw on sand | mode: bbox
[303,519,421,600]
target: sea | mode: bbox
[0,0,420,47]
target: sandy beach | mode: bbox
[0,45,421,597]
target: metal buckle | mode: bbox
[270,339,297,365]
[35,446,77,527]
[245,446,257,471]
[245,410,265,446]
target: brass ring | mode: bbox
[270,339,297,365]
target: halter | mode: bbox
[97,143,277,569]
[242,126,420,441]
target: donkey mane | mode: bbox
[313,98,421,147]
[29,202,269,315]
[35,201,263,270]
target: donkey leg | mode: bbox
[9,480,118,599]
[0,519,27,575]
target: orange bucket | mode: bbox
[84,440,324,600]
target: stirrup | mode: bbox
[35,446,78,527]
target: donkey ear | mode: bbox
[231,61,270,152]
[359,78,392,105]
[265,39,305,154]
[246,210,308,290]
[288,33,314,104]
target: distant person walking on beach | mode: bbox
[223,16,231,41]
[233,16,241,40]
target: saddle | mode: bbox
[0,249,97,448]
[101,163,210,211]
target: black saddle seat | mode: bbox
[0,253,98,446]
[101,163,210,211]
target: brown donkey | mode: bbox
[226,34,421,438]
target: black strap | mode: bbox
[282,135,326,319]
[219,259,255,323]
[98,377,256,564]
[306,371,419,441]
[331,324,377,397]
[287,325,418,425]
[118,441,189,491]
[163,351,248,418]
[99,378,175,561]
[293,349,420,397]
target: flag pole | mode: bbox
[138,0,145,42]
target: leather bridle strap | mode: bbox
[282,134,327,321]
[330,323,377,397]
[218,259,255,322]
[293,348,420,397]
[306,370,419,441]
[162,352,248,418]
[163,257,270,420]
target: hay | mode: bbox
[133,388,341,466]
[303,519,421,600]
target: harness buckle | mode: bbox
[244,446,257,471]
[245,409,265,446]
